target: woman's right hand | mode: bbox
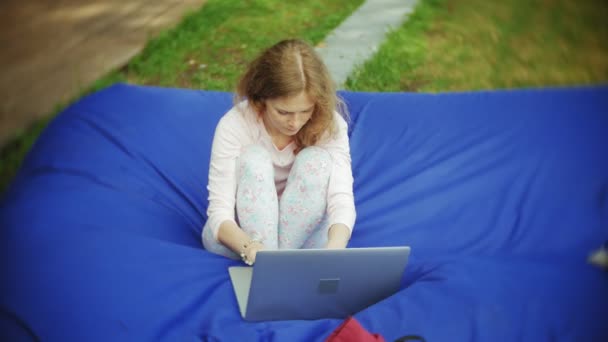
[242,240,265,265]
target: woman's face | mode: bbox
[263,91,314,138]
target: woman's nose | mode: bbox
[292,114,306,126]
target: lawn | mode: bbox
[346,0,608,91]
[2,0,607,194]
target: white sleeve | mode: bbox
[324,113,357,231]
[206,109,246,241]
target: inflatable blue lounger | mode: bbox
[1,83,607,341]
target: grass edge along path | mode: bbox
[345,0,441,91]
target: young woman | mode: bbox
[202,39,356,265]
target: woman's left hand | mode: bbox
[325,224,350,249]
[325,238,348,249]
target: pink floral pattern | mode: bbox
[203,145,332,258]
[235,145,279,249]
[278,147,331,249]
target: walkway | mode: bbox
[317,0,418,88]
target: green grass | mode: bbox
[0,0,363,194]
[123,0,363,89]
[346,0,608,91]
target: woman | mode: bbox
[202,39,356,265]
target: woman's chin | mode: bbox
[284,130,299,136]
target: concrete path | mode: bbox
[317,0,418,88]
[0,0,205,147]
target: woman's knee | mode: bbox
[292,146,332,180]
[297,146,331,162]
[239,144,273,176]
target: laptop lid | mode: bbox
[236,246,410,321]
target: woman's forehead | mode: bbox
[268,91,315,111]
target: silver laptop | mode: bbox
[228,246,410,321]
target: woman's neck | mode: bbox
[262,116,293,150]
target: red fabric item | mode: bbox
[325,317,386,342]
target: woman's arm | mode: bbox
[206,107,263,262]
[217,220,264,262]
[324,113,357,248]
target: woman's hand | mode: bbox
[325,224,351,249]
[325,238,348,249]
[242,240,265,265]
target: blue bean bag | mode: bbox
[1,83,607,341]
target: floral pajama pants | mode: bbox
[202,144,332,259]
